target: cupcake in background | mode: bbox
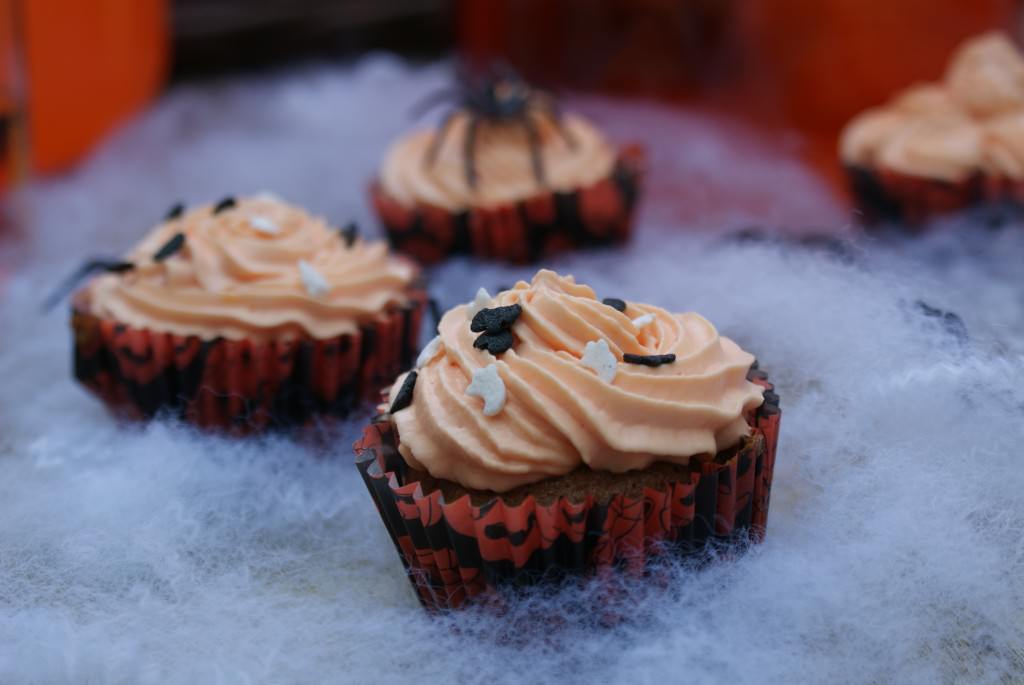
[841,31,1024,226]
[70,195,426,431]
[355,270,781,610]
[371,68,644,264]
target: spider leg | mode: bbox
[533,94,577,150]
[424,109,460,168]
[464,115,480,190]
[520,112,547,187]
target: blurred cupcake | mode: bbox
[355,270,781,610]
[371,69,644,264]
[841,31,1024,225]
[71,195,426,431]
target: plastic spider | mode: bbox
[414,66,577,190]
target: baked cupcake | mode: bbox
[70,195,426,431]
[355,270,781,610]
[840,31,1024,225]
[370,70,644,264]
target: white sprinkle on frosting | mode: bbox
[249,215,280,235]
[581,339,617,383]
[298,260,329,297]
[467,287,492,319]
[254,191,283,203]
[416,335,442,369]
[632,313,655,328]
[466,363,506,416]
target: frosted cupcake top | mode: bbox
[386,270,765,493]
[840,32,1024,181]
[85,196,418,341]
[379,112,616,211]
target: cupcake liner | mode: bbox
[355,368,781,610]
[71,288,428,431]
[370,145,645,265]
[846,164,1000,225]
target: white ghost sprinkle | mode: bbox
[416,335,442,369]
[467,287,492,319]
[298,260,329,297]
[249,215,280,235]
[632,313,655,328]
[254,190,283,203]
[581,339,617,383]
[466,363,506,416]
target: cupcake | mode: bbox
[370,70,644,264]
[355,270,781,610]
[71,195,426,431]
[840,31,1024,225]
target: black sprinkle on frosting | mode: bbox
[389,371,417,413]
[153,233,186,262]
[473,329,514,355]
[602,297,626,312]
[340,222,359,247]
[164,202,185,221]
[213,196,237,214]
[470,303,522,356]
[622,353,676,367]
[470,304,522,334]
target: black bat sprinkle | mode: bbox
[389,371,418,413]
[622,353,676,367]
[213,196,236,214]
[153,233,186,262]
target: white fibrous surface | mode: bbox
[0,57,1023,684]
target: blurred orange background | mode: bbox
[1,0,1020,195]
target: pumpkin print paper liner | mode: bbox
[845,164,1024,226]
[370,145,645,265]
[355,367,780,611]
[72,287,428,431]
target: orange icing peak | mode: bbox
[387,270,765,493]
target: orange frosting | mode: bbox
[387,270,765,493]
[86,196,418,341]
[379,113,616,211]
[840,32,1024,182]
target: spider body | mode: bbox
[415,67,576,190]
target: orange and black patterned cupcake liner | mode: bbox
[370,145,645,265]
[846,164,1024,226]
[71,288,428,431]
[355,367,781,611]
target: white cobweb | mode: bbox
[0,56,1022,684]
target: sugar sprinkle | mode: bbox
[298,260,329,297]
[631,313,655,328]
[249,215,280,235]
[466,363,506,416]
[389,371,417,414]
[581,339,617,383]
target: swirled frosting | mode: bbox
[379,113,617,211]
[840,32,1024,181]
[85,196,418,341]
[387,270,765,493]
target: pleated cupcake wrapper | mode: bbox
[846,164,1024,226]
[370,145,645,265]
[355,370,781,611]
[71,288,428,431]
